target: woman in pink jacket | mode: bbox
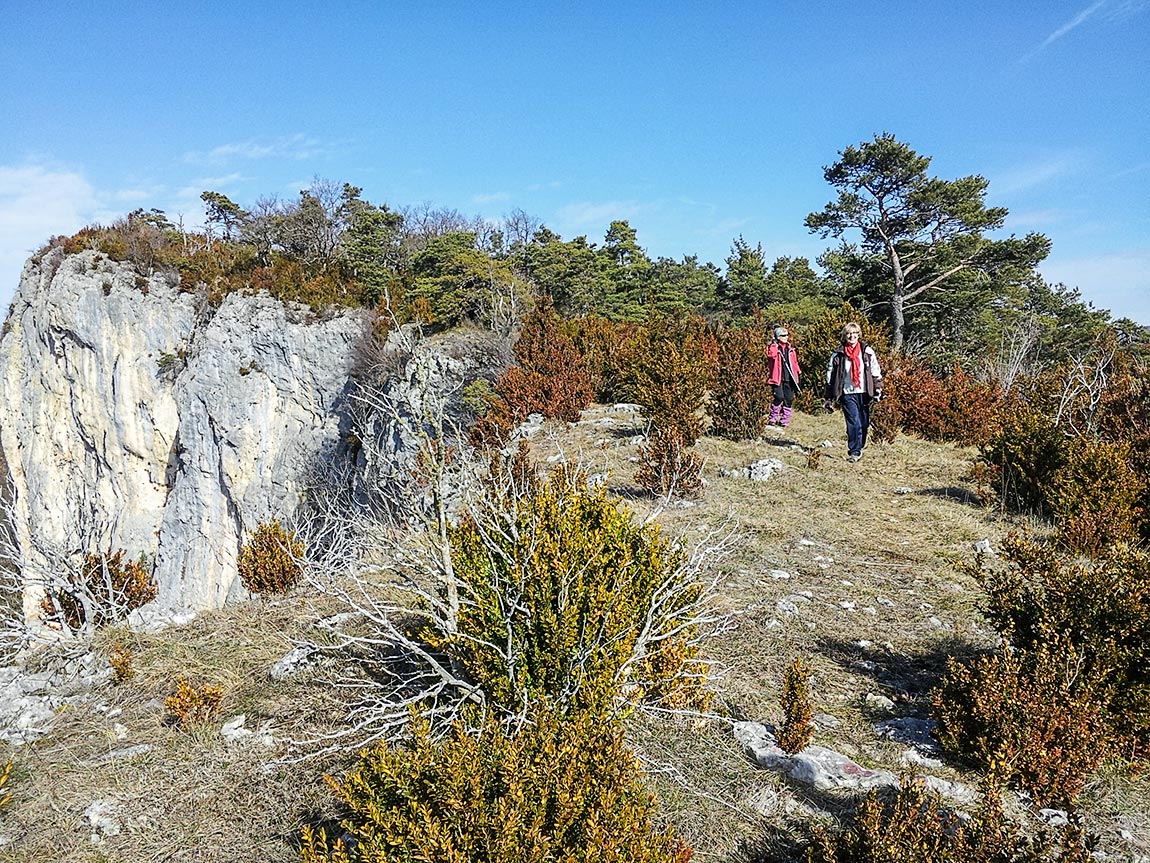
[766,326,802,427]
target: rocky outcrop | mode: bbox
[0,248,370,616]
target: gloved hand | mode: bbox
[822,399,834,412]
[872,391,884,403]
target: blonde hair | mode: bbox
[840,322,862,342]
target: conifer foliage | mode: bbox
[300,711,692,863]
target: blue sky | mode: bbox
[2,1,1148,322]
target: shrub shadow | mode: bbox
[915,486,984,507]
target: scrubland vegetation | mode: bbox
[7,133,1150,861]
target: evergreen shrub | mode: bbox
[778,657,814,753]
[1047,438,1141,554]
[710,322,772,441]
[933,535,1150,802]
[300,710,692,863]
[238,520,305,595]
[806,776,1089,863]
[432,470,711,717]
[40,550,157,631]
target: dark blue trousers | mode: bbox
[841,393,871,457]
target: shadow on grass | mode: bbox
[813,634,988,708]
[916,485,984,506]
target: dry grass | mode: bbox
[1,403,1147,862]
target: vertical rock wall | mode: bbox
[0,248,369,615]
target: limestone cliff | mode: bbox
[0,248,370,617]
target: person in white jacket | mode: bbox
[823,322,883,462]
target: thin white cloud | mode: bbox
[554,200,643,234]
[1020,0,1107,62]
[472,192,510,206]
[990,154,1080,195]
[1041,250,1150,323]
[0,164,103,306]
[182,134,322,165]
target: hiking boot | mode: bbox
[847,453,862,462]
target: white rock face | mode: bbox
[0,249,369,614]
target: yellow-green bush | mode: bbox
[300,710,692,863]
[979,391,1066,515]
[778,657,814,754]
[40,550,157,631]
[806,776,1089,863]
[0,760,11,813]
[432,470,711,717]
[238,520,305,595]
[1048,438,1141,554]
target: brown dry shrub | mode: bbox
[570,313,638,403]
[0,760,11,813]
[164,678,224,726]
[635,429,704,499]
[473,300,594,445]
[109,642,135,684]
[238,520,305,595]
[778,657,814,754]
[807,776,1089,863]
[40,550,157,631]
[931,640,1111,808]
[877,356,1001,447]
[979,389,1066,515]
[709,322,772,441]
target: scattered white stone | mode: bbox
[855,640,872,649]
[865,693,895,711]
[270,645,318,680]
[769,569,791,580]
[973,538,994,554]
[87,744,153,765]
[850,660,875,672]
[593,438,608,447]
[83,799,123,839]
[928,616,945,629]
[764,618,782,629]
[862,606,878,615]
[734,721,974,803]
[892,486,913,495]
[222,715,254,742]
[820,440,834,448]
[876,597,896,608]
[840,580,853,586]
[776,599,801,617]
[1118,829,1134,841]
[840,601,856,611]
[882,641,895,652]
[586,472,609,488]
[610,402,640,413]
[720,458,786,482]
[900,748,942,769]
[628,435,645,446]
[814,713,841,729]
[875,717,941,753]
[1039,808,1070,828]
[919,602,934,610]
[113,723,128,741]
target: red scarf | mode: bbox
[844,341,863,388]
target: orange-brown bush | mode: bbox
[570,313,638,403]
[238,520,305,595]
[164,678,224,726]
[709,322,772,441]
[876,356,1001,447]
[40,550,158,631]
[472,300,594,445]
[626,315,715,496]
[778,657,814,754]
[0,760,11,813]
[300,710,692,863]
[635,429,705,499]
[806,776,1089,863]
[934,535,1150,802]
[931,640,1111,807]
[108,643,135,684]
